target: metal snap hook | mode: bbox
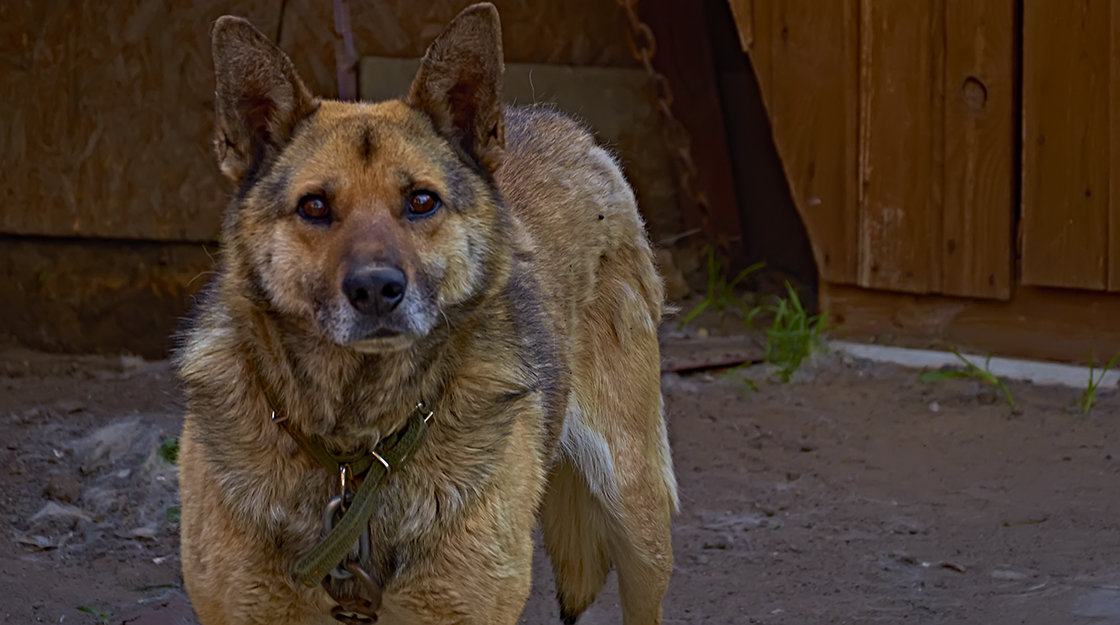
[321,495,371,580]
[339,464,352,504]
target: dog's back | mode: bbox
[499,105,678,624]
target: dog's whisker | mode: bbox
[187,271,219,287]
[440,309,453,334]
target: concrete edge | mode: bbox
[830,341,1120,390]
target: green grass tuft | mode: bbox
[679,248,764,328]
[762,282,827,382]
[158,437,179,464]
[919,349,1016,411]
[1079,353,1119,415]
[76,606,112,624]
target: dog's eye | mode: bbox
[297,195,331,222]
[406,191,441,218]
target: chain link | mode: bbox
[615,0,711,230]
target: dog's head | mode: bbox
[211,4,508,354]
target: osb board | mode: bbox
[1021,1,1112,291]
[0,235,215,358]
[823,282,1120,366]
[0,0,280,241]
[281,0,636,96]
[359,58,682,242]
[729,0,1014,299]
[0,0,637,242]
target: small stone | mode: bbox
[30,501,92,525]
[129,524,159,540]
[53,400,86,414]
[44,472,82,503]
[928,401,940,413]
[701,537,730,550]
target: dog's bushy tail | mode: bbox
[542,458,612,623]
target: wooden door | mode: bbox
[729,0,1016,300]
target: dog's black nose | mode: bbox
[343,265,407,315]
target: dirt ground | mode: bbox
[2,337,1119,625]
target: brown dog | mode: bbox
[177,4,676,624]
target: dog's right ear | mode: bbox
[407,3,504,174]
[211,16,315,183]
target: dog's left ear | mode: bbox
[407,3,505,174]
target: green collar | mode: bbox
[272,403,432,479]
[272,402,433,588]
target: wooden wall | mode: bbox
[1,0,707,356]
[730,0,1120,363]
[0,0,639,243]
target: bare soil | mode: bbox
[2,339,1119,625]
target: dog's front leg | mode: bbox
[381,523,534,625]
[379,416,545,625]
[180,423,337,625]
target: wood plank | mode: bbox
[0,234,215,358]
[1021,0,1109,290]
[940,0,1015,299]
[823,282,1120,366]
[735,0,860,285]
[642,0,746,259]
[725,0,754,55]
[732,0,774,110]
[660,335,765,373]
[1111,2,1120,292]
[857,0,943,293]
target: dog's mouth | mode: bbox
[317,290,438,353]
[346,327,413,353]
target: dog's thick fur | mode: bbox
[177,5,677,624]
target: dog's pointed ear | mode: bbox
[407,3,505,173]
[211,16,315,183]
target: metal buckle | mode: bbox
[417,401,435,424]
[370,450,390,475]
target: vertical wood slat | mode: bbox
[733,0,861,285]
[728,0,774,111]
[1021,0,1109,290]
[857,0,944,293]
[941,0,1014,299]
[1111,3,1120,292]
